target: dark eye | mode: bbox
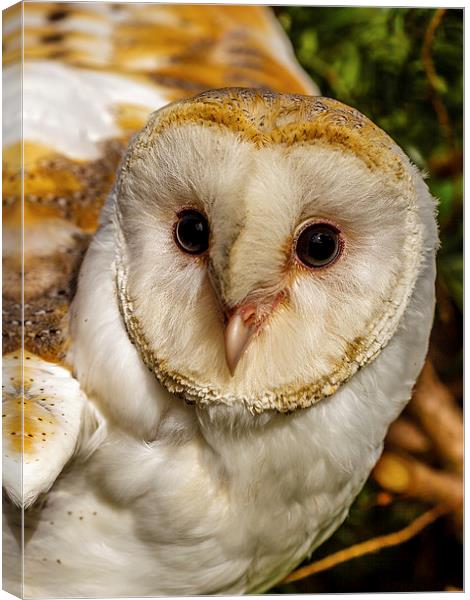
[295,223,341,268]
[175,210,209,255]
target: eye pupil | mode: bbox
[296,224,340,268]
[175,210,209,254]
[308,231,336,261]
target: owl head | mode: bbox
[111,89,434,414]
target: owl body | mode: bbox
[4,93,437,595]
[3,5,438,598]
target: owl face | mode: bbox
[113,90,426,413]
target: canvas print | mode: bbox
[2,3,463,596]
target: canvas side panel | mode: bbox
[3,2,24,598]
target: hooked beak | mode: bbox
[223,292,286,376]
[207,261,285,376]
[224,304,258,376]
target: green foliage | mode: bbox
[277,7,463,313]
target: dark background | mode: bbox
[272,6,463,593]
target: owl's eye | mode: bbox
[295,223,341,268]
[175,210,210,255]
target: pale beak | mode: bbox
[223,292,286,376]
[224,305,258,376]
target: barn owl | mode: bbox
[3,3,438,597]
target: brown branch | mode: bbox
[283,504,451,584]
[422,9,452,143]
[409,361,463,474]
[422,9,446,89]
[386,417,431,455]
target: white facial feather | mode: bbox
[104,93,429,414]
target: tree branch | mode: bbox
[409,361,463,474]
[283,504,452,584]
